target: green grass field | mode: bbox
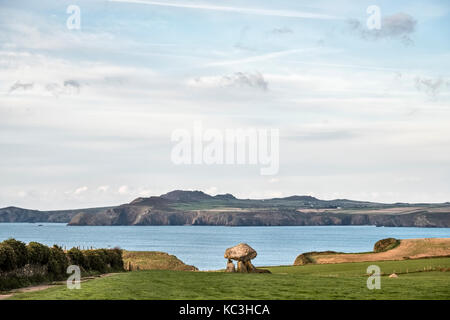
[8,257,450,300]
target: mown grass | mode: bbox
[9,257,450,300]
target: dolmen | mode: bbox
[224,243,270,273]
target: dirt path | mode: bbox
[0,284,56,300]
[311,238,450,264]
[0,273,119,300]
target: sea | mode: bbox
[0,223,448,270]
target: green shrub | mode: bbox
[0,243,17,272]
[67,248,124,273]
[97,249,109,266]
[294,251,339,266]
[48,245,69,278]
[97,248,124,271]
[84,250,107,273]
[109,248,124,270]
[27,242,50,265]
[0,272,48,291]
[2,239,28,268]
[67,247,88,270]
[294,253,314,265]
[1,241,124,291]
[374,238,400,253]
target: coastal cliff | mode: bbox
[2,190,449,227]
[67,206,450,227]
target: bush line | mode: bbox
[0,238,124,291]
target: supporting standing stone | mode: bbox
[226,259,236,272]
[237,261,248,273]
[245,260,256,272]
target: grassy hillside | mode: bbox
[294,238,450,265]
[122,251,198,271]
[8,257,450,300]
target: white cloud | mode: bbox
[74,186,88,195]
[415,76,446,98]
[204,186,218,195]
[98,185,110,192]
[137,188,153,197]
[188,71,268,91]
[118,185,130,195]
[17,191,27,198]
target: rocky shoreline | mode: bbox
[1,190,449,227]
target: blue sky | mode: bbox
[0,0,449,209]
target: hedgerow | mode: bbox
[0,239,124,291]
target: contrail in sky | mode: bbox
[109,0,342,20]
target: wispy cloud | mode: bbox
[109,0,340,20]
[9,81,34,93]
[189,71,268,91]
[45,80,82,96]
[1,0,450,208]
[415,76,446,98]
[269,27,294,35]
[205,48,318,67]
[74,186,88,195]
[348,12,417,46]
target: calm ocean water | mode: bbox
[0,223,448,270]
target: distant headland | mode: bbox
[1,190,449,227]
